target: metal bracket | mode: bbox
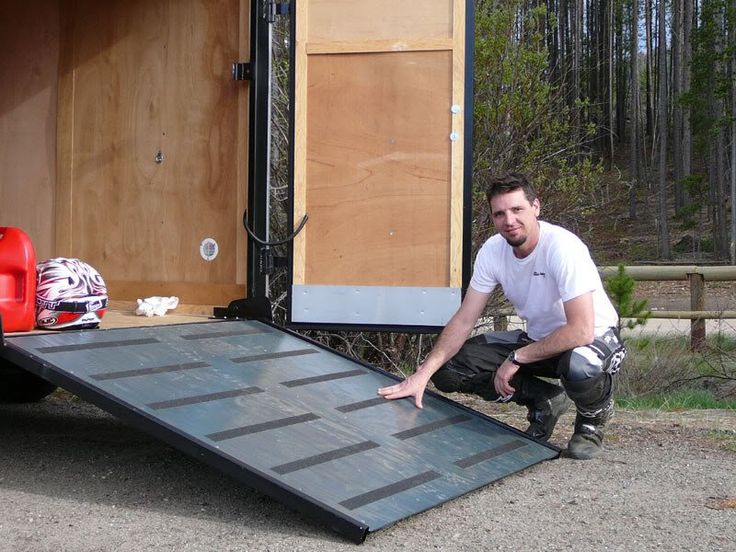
[258,248,288,276]
[232,62,252,81]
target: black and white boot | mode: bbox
[566,400,614,459]
[562,372,614,460]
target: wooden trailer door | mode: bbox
[289,0,471,328]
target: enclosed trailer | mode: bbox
[1,1,559,542]
[1,0,472,325]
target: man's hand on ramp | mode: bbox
[377,371,432,409]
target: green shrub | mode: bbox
[604,264,651,330]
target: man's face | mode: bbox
[490,189,541,249]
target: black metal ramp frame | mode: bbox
[1,320,559,542]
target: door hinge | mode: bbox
[232,62,252,81]
[265,1,290,23]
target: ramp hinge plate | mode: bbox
[213,297,273,322]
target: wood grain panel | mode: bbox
[57,0,247,304]
[450,0,466,288]
[308,0,452,43]
[304,52,452,287]
[292,0,310,285]
[0,1,60,261]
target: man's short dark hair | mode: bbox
[485,173,537,204]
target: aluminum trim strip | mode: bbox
[291,285,461,326]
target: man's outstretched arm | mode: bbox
[377,287,490,408]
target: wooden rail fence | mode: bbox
[494,266,736,351]
[599,265,736,351]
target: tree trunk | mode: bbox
[560,0,571,105]
[717,126,728,257]
[673,0,684,211]
[630,0,640,219]
[682,0,692,207]
[657,0,671,259]
[711,3,728,259]
[607,0,614,162]
[615,0,627,144]
[547,0,559,83]
[587,0,597,126]
[573,0,582,147]
[645,0,654,137]
[731,0,736,264]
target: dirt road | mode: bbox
[1,394,734,552]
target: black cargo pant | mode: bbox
[431,328,626,417]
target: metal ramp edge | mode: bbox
[0,319,559,543]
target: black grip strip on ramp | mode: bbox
[146,386,265,410]
[36,337,160,353]
[336,397,388,413]
[281,369,366,388]
[180,329,270,340]
[90,361,211,381]
[231,349,318,363]
[206,412,320,442]
[272,440,380,475]
[391,414,471,440]
[339,470,441,511]
[454,440,528,468]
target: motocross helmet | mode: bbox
[35,258,108,330]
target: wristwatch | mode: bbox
[507,350,525,367]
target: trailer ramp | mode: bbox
[1,320,558,542]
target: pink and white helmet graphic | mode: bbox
[35,258,108,330]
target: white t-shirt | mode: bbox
[469,220,618,340]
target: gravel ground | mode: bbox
[0,393,734,552]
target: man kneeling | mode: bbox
[378,173,626,459]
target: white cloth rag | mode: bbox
[135,296,179,317]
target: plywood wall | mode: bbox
[0,1,60,261]
[56,0,249,305]
[304,51,452,286]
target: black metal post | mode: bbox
[247,0,272,300]
[462,0,475,294]
[213,1,273,321]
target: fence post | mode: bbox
[688,272,706,351]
